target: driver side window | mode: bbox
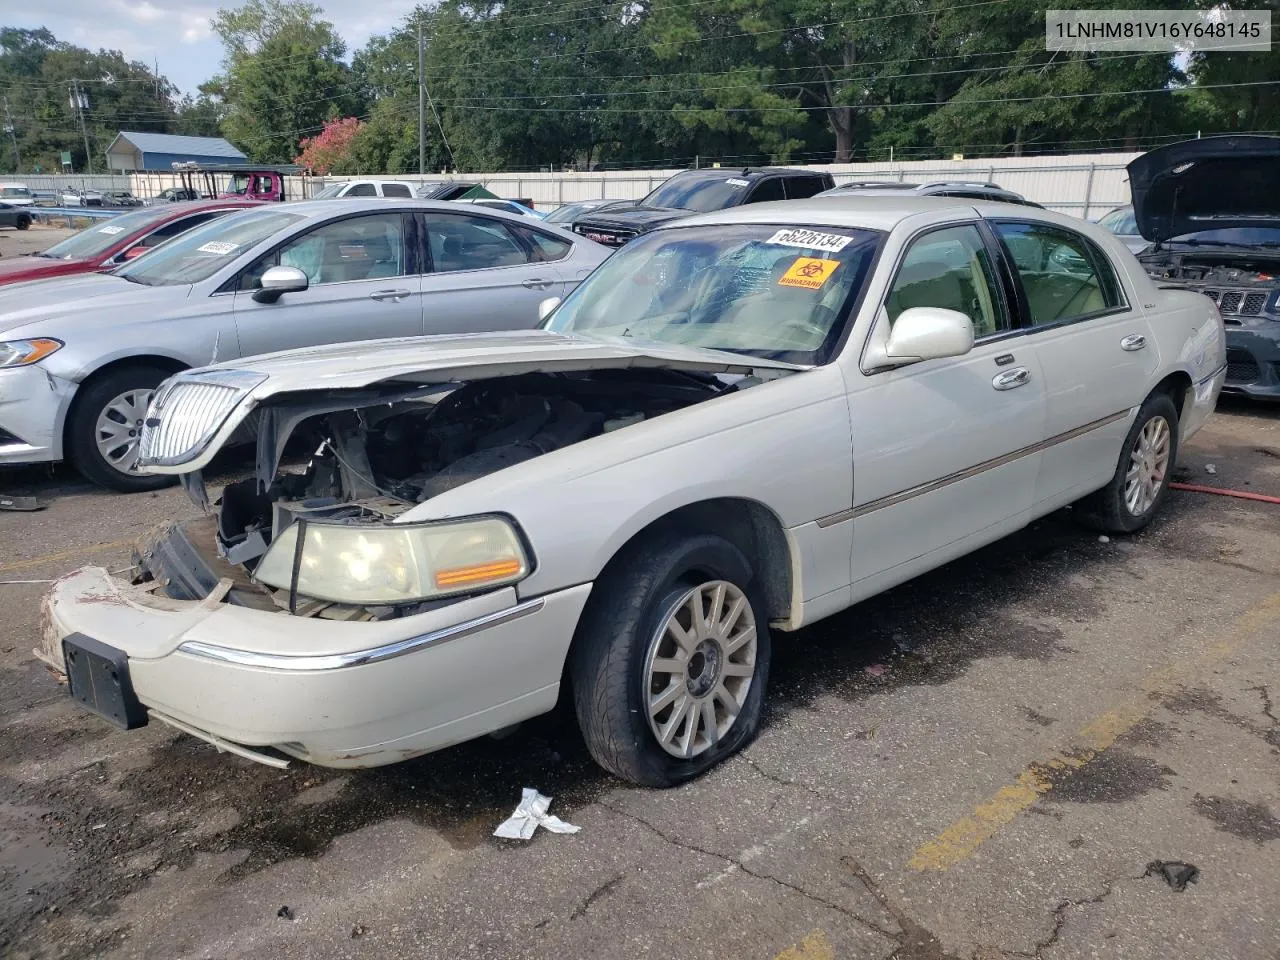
[885,225,1007,338]
[237,214,406,290]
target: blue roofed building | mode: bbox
[104,132,248,173]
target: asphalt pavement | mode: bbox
[0,251,1277,958]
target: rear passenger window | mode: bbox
[995,222,1124,326]
[381,184,412,198]
[885,224,1007,337]
[346,183,377,197]
[424,213,529,272]
[509,223,572,262]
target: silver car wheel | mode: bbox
[1124,415,1170,516]
[94,388,155,474]
[644,580,757,759]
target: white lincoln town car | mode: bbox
[38,197,1226,786]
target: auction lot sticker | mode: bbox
[196,241,240,255]
[767,228,853,253]
[779,257,840,290]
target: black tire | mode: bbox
[66,364,177,493]
[1075,391,1179,534]
[570,530,772,787]
[16,215,30,230]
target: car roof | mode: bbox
[664,194,1086,234]
[665,167,826,182]
[245,197,577,233]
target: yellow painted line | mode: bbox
[0,536,139,573]
[774,930,834,960]
[908,590,1280,872]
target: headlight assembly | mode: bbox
[253,516,532,606]
[0,338,62,368]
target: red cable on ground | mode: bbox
[1170,482,1280,504]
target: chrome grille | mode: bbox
[137,370,265,467]
[1201,288,1271,316]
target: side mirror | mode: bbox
[538,296,562,322]
[884,307,975,363]
[252,265,309,304]
[122,245,149,261]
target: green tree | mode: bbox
[210,0,363,162]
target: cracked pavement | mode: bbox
[2,383,1279,959]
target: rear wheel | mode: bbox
[66,365,177,492]
[1076,392,1179,533]
[570,531,771,787]
[16,214,30,230]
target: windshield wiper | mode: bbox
[119,273,153,285]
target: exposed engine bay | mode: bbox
[138,368,737,618]
[1138,250,1280,320]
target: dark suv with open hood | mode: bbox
[571,167,835,247]
[1130,135,1280,400]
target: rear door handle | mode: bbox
[522,277,552,290]
[1121,334,1147,351]
[992,367,1031,391]
[370,288,411,302]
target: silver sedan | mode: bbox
[0,199,610,490]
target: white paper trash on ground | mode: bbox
[494,788,581,840]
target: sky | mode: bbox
[7,0,421,96]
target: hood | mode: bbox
[0,256,93,286]
[0,273,178,337]
[575,206,693,232]
[146,329,804,475]
[1128,135,1280,242]
[223,328,803,397]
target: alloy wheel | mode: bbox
[1124,415,1171,516]
[94,388,155,475]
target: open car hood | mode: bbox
[142,329,804,475]
[1128,135,1280,242]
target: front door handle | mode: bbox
[992,367,1031,391]
[1121,334,1147,352]
[521,277,552,290]
[370,288,411,302]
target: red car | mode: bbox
[0,200,261,287]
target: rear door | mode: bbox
[418,210,569,334]
[743,178,785,204]
[990,219,1157,509]
[231,210,423,356]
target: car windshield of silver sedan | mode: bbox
[545,224,882,363]
[114,209,304,286]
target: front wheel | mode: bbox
[570,531,771,787]
[16,215,30,230]
[1076,392,1179,533]
[66,365,178,492]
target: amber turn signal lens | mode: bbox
[435,558,524,588]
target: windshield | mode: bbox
[544,202,590,224]
[1167,227,1280,247]
[1098,207,1137,235]
[311,183,346,199]
[115,209,304,286]
[641,174,751,213]
[228,174,251,195]
[39,207,176,260]
[546,224,882,364]
[1,187,31,199]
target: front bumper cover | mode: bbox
[40,566,592,768]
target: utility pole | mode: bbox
[69,80,93,173]
[2,97,19,173]
[417,23,425,176]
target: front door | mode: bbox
[847,223,1048,593]
[419,211,569,334]
[991,220,1159,508]
[231,211,423,357]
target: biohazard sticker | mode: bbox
[766,228,853,253]
[778,257,840,290]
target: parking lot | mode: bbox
[1,368,1278,960]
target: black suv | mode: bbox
[817,180,1037,205]
[572,167,835,247]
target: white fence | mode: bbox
[13,151,1140,219]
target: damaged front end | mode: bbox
[134,364,743,621]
